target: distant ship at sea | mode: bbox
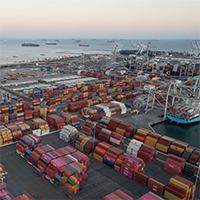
[79,43,89,47]
[74,39,81,43]
[0,40,7,43]
[21,43,39,47]
[45,42,57,45]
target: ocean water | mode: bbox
[0,38,193,66]
[153,120,200,148]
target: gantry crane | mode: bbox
[111,40,123,67]
[144,75,200,118]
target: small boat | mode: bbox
[79,43,89,47]
[21,43,39,47]
[45,42,57,45]
[13,55,18,58]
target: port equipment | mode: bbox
[145,75,200,117]
[32,87,44,102]
[179,62,196,77]
[131,41,151,71]
[111,40,123,68]
[190,40,200,60]
[0,94,5,104]
[5,93,11,103]
[0,92,11,104]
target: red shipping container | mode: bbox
[147,178,165,195]
[133,171,149,186]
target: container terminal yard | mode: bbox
[0,48,200,200]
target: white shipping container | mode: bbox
[130,139,143,147]
[109,137,120,145]
[32,129,41,136]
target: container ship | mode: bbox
[167,103,200,124]
[79,44,89,47]
[73,39,81,43]
[21,43,39,47]
[45,42,57,45]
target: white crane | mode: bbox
[190,40,200,59]
[111,40,123,67]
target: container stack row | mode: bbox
[0,122,32,146]
[16,135,90,196]
[99,116,136,139]
[59,125,78,143]
[47,92,93,106]
[61,113,79,127]
[79,101,127,121]
[182,147,200,177]
[0,182,35,200]
[137,191,165,200]
[164,154,186,175]
[127,139,157,163]
[67,98,99,112]
[93,142,146,177]
[81,120,96,136]
[103,189,134,200]
[30,118,50,136]
[164,175,195,200]
[70,131,98,155]
[47,114,65,130]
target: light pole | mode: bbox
[192,162,200,200]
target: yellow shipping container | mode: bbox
[116,127,125,133]
[162,135,175,142]
[75,143,80,149]
[4,116,9,124]
[1,107,9,111]
[146,136,158,143]
[164,191,185,200]
[137,129,149,136]
[170,145,184,152]
[185,147,195,153]
[45,127,50,131]
[1,129,11,135]
[170,177,194,199]
[156,143,169,153]
[39,126,46,131]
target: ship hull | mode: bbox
[167,113,200,124]
[21,43,39,47]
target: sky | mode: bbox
[0,0,199,39]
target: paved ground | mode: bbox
[1,131,200,200]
